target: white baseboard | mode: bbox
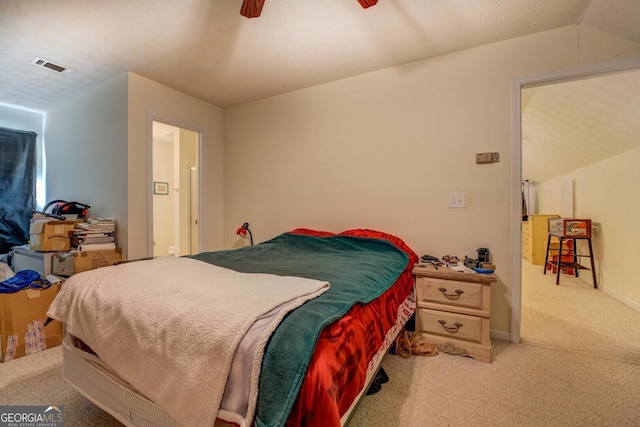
[601,285,640,313]
[490,329,511,342]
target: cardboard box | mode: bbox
[74,248,122,274]
[51,252,75,276]
[0,283,63,362]
[29,219,75,252]
[13,245,54,276]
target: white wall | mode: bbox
[44,73,224,260]
[0,104,44,137]
[539,146,640,310]
[224,25,640,335]
[45,74,129,253]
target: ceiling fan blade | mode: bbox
[241,0,378,18]
[241,0,265,18]
[357,0,379,8]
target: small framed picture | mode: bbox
[154,181,169,195]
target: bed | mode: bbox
[47,228,418,427]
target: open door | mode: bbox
[511,56,640,343]
[151,121,200,257]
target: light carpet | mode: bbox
[519,260,640,364]
[2,260,639,426]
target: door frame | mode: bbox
[188,166,199,255]
[147,113,204,258]
[510,55,640,343]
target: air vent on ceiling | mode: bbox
[31,57,76,76]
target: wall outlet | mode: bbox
[449,193,465,208]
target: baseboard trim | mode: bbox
[490,329,511,342]
[601,286,640,313]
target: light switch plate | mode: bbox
[449,193,465,208]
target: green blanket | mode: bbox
[188,232,409,427]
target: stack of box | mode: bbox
[1,215,119,362]
[11,216,76,277]
[14,215,122,277]
[52,217,121,276]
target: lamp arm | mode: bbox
[246,228,253,246]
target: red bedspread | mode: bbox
[286,229,418,426]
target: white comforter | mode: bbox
[47,256,329,427]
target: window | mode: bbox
[0,127,37,253]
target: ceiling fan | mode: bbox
[241,0,378,18]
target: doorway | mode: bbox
[511,56,640,343]
[151,120,200,257]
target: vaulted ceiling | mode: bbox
[1,1,638,184]
[522,68,640,183]
[1,0,639,112]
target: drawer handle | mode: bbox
[438,287,464,300]
[438,319,463,333]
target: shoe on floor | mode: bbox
[366,380,382,395]
[375,367,389,384]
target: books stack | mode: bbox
[71,217,117,252]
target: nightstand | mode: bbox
[413,265,496,363]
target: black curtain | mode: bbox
[0,127,37,253]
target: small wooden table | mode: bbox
[543,233,597,288]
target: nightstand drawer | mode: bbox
[418,308,482,343]
[416,277,483,309]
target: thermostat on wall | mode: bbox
[476,152,499,164]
